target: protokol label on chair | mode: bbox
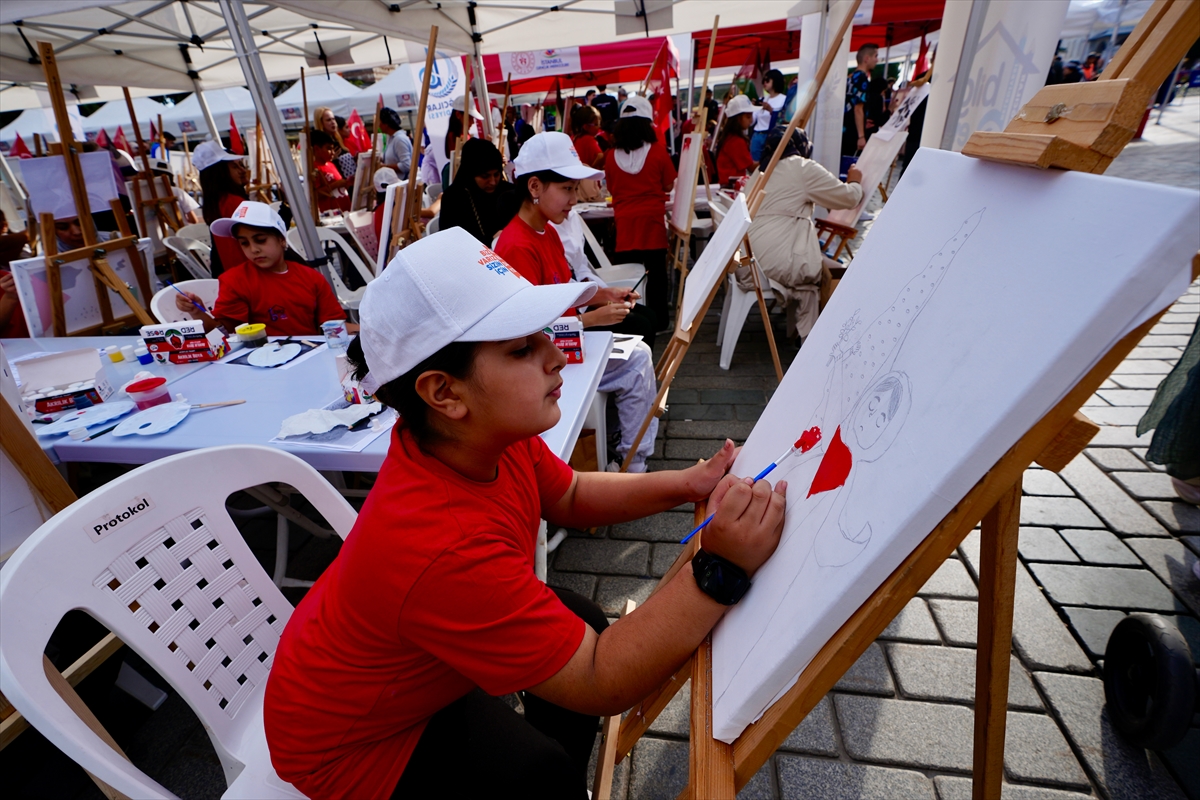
[89,496,156,542]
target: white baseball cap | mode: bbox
[210,201,287,238]
[620,96,653,121]
[724,94,755,118]
[512,131,603,181]
[359,227,598,391]
[373,167,401,192]
[193,140,243,173]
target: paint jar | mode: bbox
[125,377,171,410]
[321,319,349,352]
[120,345,136,362]
[235,323,267,349]
[105,345,124,363]
[135,345,154,365]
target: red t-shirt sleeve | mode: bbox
[528,435,575,510]
[574,135,602,168]
[212,266,251,322]
[494,226,545,285]
[400,537,586,695]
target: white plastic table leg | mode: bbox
[584,391,610,470]
[536,520,548,582]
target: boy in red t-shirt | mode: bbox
[176,201,347,336]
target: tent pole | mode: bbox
[467,3,495,140]
[190,77,221,142]
[217,0,322,275]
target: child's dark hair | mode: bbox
[612,116,656,152]
[497,169,572,228]
[346,335,480,442]
[229,222,285,240]
[310,130,335,148]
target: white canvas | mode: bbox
[9,239,152,337]
[678,194,750,333]
[671,133,703,234]
[711,148,1200,743]
[375,179,409,274]
[21,152,119,220]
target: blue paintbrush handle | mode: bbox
[165,280,209,316]
[679,460,780,544]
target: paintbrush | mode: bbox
[165,280,212,318]
[680,426,822,545]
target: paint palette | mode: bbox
[111,401,191,437]
[247,342,302,368]
[35,400,137,437]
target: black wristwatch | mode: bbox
[691,549,751,606]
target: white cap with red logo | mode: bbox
[210,201,287,238]
[359,227,597,391]
[512,131,603,181]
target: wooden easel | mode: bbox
[122,88,183,240]
[36,42,154,335]
[498,74,513,163]
[598,2,1200,797]
[451,54,474,182]
[360,97,383,211]
[248,119,279,204]
[389,27,438,261]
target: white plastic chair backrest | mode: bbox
[0,445,358,799]
[177,222,211,249]
[287,228,370,307]
[578,217,615,271]
[426,182,443,201]
[345,210,380,269]
[150,278,219,324]
[163,236,212,280]
[426,216,440,235]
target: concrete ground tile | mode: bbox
[1084,448,1148,472]
[1130,447,1168,471]
[1142,500,1200,533]
[779,695,839,756]
[1080,405,1149,426]
[738,760,777,800]
[664,420,756,440]
[1003,711,1090,789]
[776,757,935,800]
[933,776,1093,800]
[1018,528,1079,563]
[833,643,895,696]
[1022,470,1075,496]
[553,538,649,575]
[699,388,768,404]
[1141,334,1192,346]
[663,438,728,460]
[666,403,733,421]
[1149,322,1195,335]
[961,533,1091,672]
[1161,727,1200,800]
[1061,606,1126,658]
[1034,672,1188,800]
[628,737,688,800]
[1124,537,1200,616]
[1019,497,1105,529]
[1111,359,1174,374]
[1026,562,1180,612]
[834,694,974,771]
[1089,426,1154,447]
[878,598,942,643]
[919,558,979,598]
[1109,373,1168,390]
[928,598,978,646]
[588,734,630,799]
[595,576,657,614]
[886,643,1042,710]
[609,511,693,542]
[651,543,685,577]
[1059,457,1168,536]
[1110,471,1180,500]
[735,404,766,420]
[1122,347,1187,360]
[647,680,689,737]
[545,571,597,599]
[1095,389,1157,406]
[667,388,700,404]
[1185,535,1200,556]
[1059,529,1140,566]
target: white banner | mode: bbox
[409,51,467,173]
[498,47,582,79]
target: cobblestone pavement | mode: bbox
[553,96,1200,800]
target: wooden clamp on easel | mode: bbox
[389,26,438,262]
[123,88,183,240]
[36,41,154,334]
[596,2,1200,797]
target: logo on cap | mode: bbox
[477,247,522,279]
[236,206,249,218]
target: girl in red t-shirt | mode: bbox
[715,95,757,187]
[263,227,787,799]
[198,144,250,278]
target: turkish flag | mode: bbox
[645,39,679,138]
[914,35,930,79]
[113,126,131,155]
[95,128,110,149]
[345,109,371,156]
[150,120,158,140]
[228,115,245,155]
[10,133,32,159]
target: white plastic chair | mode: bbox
[164,236,213,280]
[177,222,212,249]
[286,227,373,311]
[344,210,380,269]
[578,219,646,300]
[425,216,440,236]
[150,278,219,324]
[425,182,443,201]
[0,445,358,799]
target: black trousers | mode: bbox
[391,589,609,799]
[590,303,659,351]
[615,248,670,331]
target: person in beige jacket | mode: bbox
[746,126,862,345]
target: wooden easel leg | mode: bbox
[680,634,735,800]
[743,246,784,382]
[593,599,638,800]
[973,480,1022,800]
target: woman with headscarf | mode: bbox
[746,125,862,347]
[437,139,510,245]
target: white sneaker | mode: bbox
[858,210,877,222]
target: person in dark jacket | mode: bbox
[437,138,509,244]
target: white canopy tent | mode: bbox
[160,86,257,136]
[0,107,73,146]
[273,73,362,127]
[0,82,162,111]
[78,96,168,137]
[351,67,422,115]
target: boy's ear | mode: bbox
[414,370,468,422]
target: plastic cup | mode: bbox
[125,377,171,410]
[321,319,349,351]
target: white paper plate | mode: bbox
[247,342,302,368]
[36,401,137,437]
[111,401,191,437]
